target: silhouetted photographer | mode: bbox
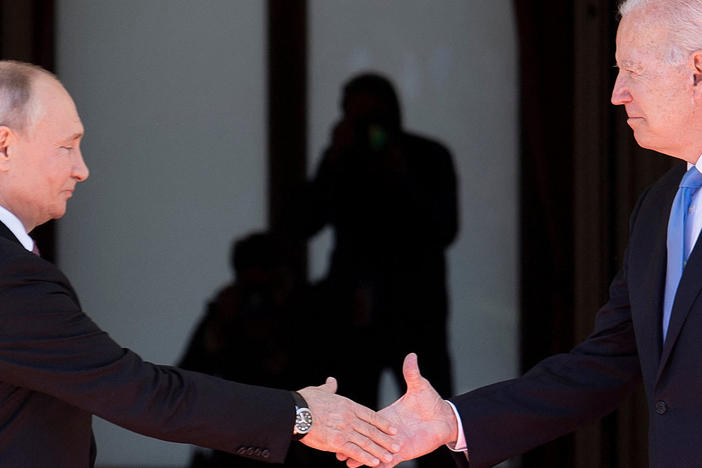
[294,72,459,468]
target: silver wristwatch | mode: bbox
[292,392,313,440]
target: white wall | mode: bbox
[56,1,518,466]
[56,1,265,465]
[308,0,519,402]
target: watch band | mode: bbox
[291,391,313,440]
[291,391,308,410]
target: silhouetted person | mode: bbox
[295,72,458,468]
[180,232,332,467]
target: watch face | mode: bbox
[295,408,313,434]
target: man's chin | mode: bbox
[632,131,654,151]
[49,206,67,222]
[631,135,683,159]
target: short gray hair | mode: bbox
[619,0,702,64]
[0,61,56,132]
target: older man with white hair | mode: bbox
[340,1,702,467]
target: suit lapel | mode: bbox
[659,226,702,374]
[636,214,667,361]
[655,163,702,379]
[628,167,680,385]
[0,220,23,246]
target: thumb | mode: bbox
[318,376,338,394]
[402,352,423,390]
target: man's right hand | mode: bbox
[297,377,400,467]
[337,353,459,467]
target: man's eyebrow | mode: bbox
[618,59,639,70]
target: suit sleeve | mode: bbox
[450,265,640,467]
[448,187,653,468]
[0,251,294,463]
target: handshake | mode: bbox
[296,353,460,467]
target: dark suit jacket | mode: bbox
[451,162,699,468]
[0,222,296,467]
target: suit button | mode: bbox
[262,449,270,458]
[246,448,255,456]
[655,400,668,415]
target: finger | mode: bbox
[354,405,398,437]
[402,352,423,390]
[347,428,397,464]
[318,376,338,394]
[337,453,366,467]
[338,441,382,467]
[353,418,400,454]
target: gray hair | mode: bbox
[0,61,56,132]
[619,0,702,64]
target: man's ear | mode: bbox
[692,50,702,88]
[0,126,15,172]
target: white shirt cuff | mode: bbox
[445,400,468,454]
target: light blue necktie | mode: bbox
[663,166,702,340]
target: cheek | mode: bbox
[641,81,687,121]
[46,160,71,186]
[37,172,67,206]
[658,92,693,126]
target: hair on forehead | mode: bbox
[0,60,58,132]
[619,0,702,64]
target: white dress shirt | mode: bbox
[0,205,34,252]
[447,400,468,454]
[683,159,702,268]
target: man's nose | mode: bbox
[72,149,89,182]
[611,73,632,105]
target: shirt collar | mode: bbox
[0,205,34,251]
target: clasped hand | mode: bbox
[297,376,399,466]
[335,353,459,468]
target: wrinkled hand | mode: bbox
[338,353,459,467]
[298,377,400,467]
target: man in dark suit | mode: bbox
[336,1,702,467]
[0,60,401,468]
